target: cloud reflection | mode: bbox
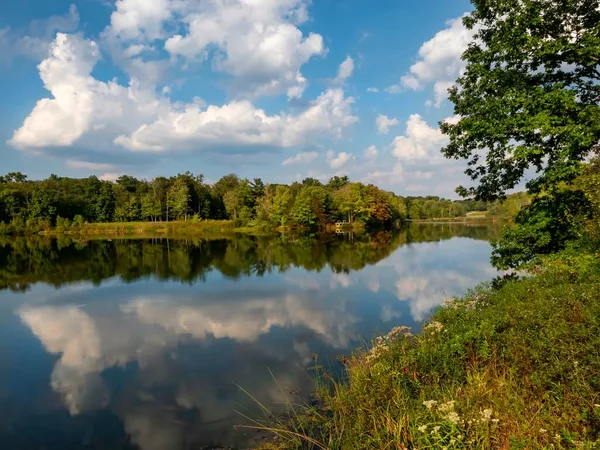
[12,235,498,449]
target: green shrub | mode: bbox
[72,215,85,227]
[55,216,72,231]
[0,222,10,235]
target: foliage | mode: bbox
[440,0,600,270]
[167,178,191,220]
[261,246,600,449]
[441,0,600,201]
[72,215,84,227]
[491,189,592,269]
[574,157,600,241]
[55,216,71,232]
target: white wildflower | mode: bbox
[424,321,444,333]
[480,409,493,422]
[418,425,427,433]
[447,411,460,424]
[442,298,458,308]
[387,326,412,339]
[423,400,437,409]
[439,401,456,412]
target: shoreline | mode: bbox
[1,220,373,238]
[258,245,600,449]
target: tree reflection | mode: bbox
[0,224,500,292]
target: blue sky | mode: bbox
[0,0,476,197]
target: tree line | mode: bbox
[0,172,517,234]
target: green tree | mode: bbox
[141,192,161,221]
[408,201,422,220]
[0,189,26,222]
[301,177,322,187]
[366,185,392,223]
[28,188,57,222]
[388,194,408,222]
[441,0,600,200]
[491,190,592,269]
[333,183,369,223]
[85,178,115,222]
[167,179,191,221]
[0,172,28,183]
[255,185,274,226]
[222,179,253,222]
[213,174,240,198]
[327,175,350,190]
[291,186,326,228]
[441,0,600,267]
[116,175,142,194]
[271,186,294,226]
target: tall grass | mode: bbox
[40,220,238,236]
[257,244,600,449]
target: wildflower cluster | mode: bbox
[414,400,467,449]
[365,326,413,363]
[442,292,489,311]
[465,408,499,426]
[424,321,444,334]
[426,400,462,425]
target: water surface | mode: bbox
[0,224,500,449]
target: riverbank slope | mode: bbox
[260,244,600,449]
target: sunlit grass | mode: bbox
[41,219,238,236]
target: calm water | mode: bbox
[0,224,500,449]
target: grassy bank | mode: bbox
[410,212,503,224]
[37,220,246,237]
[258,245,600,449]
[1,219,370,238]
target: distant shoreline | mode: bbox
[408,216,504,224]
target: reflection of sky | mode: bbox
[0,236,498,449]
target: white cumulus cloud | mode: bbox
[99,173,124,182]
[116,88,357,152]
[9,33,167,150]
[0,4,80,65]
[108,0,173,41]
[387,16,477,106]
[364,145,378,161]
[66,160,115,171]
[327,150,354,170]
[359,114,462,192]
[332,56,354,84]
[160,0,324,98]
[9,33,357,155]
[282,151,319,166]
[376,114,399,134]
[391,114,449,161]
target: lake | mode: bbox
[0,223,500,449]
